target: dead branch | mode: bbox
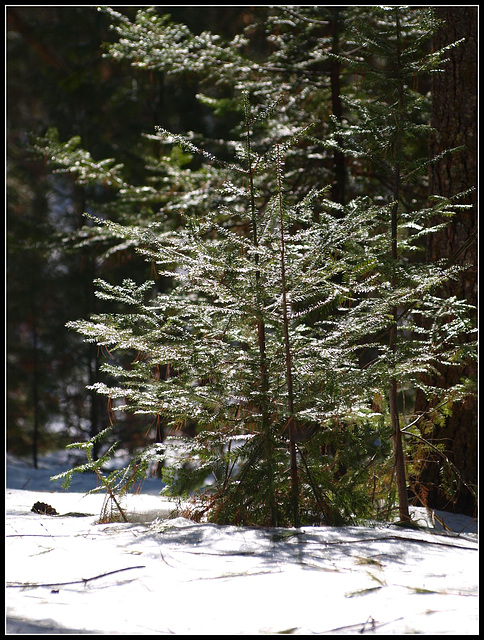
[6,565,146,589]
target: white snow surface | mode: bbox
[5,452,478,635]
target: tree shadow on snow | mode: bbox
[123,520,453,572]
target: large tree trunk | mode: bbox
[413,7,477,516]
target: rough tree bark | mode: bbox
[413,6,477,516]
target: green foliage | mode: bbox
[50,426,164,523]
[32,128,127,189]
[34,6,475,526]
[64,99,406,526]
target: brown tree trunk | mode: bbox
[413,7,477,516]
[389,10,410,522]
[276,145,300,528]
[329,8,346,206]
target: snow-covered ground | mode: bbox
[5,451,478,635]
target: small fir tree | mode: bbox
[65,96,399,526]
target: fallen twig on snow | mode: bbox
[6,565,146,589]
[315,534,477,551]
[318,615,404,634]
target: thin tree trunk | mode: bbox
[276,145,300,528]
[329,8,346,206]
[389,194,410,522]
[78,185,102,461]
[31,313,40,469]
[389,8,410,522]
[245,99,277,525]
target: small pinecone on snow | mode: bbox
[31,501,58,516]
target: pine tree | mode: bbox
[325,6,476,520]
[63,92,399,527]
[35,6,475,526]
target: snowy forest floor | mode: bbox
[6,451,478,635]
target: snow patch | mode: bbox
[5,453,478,635]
